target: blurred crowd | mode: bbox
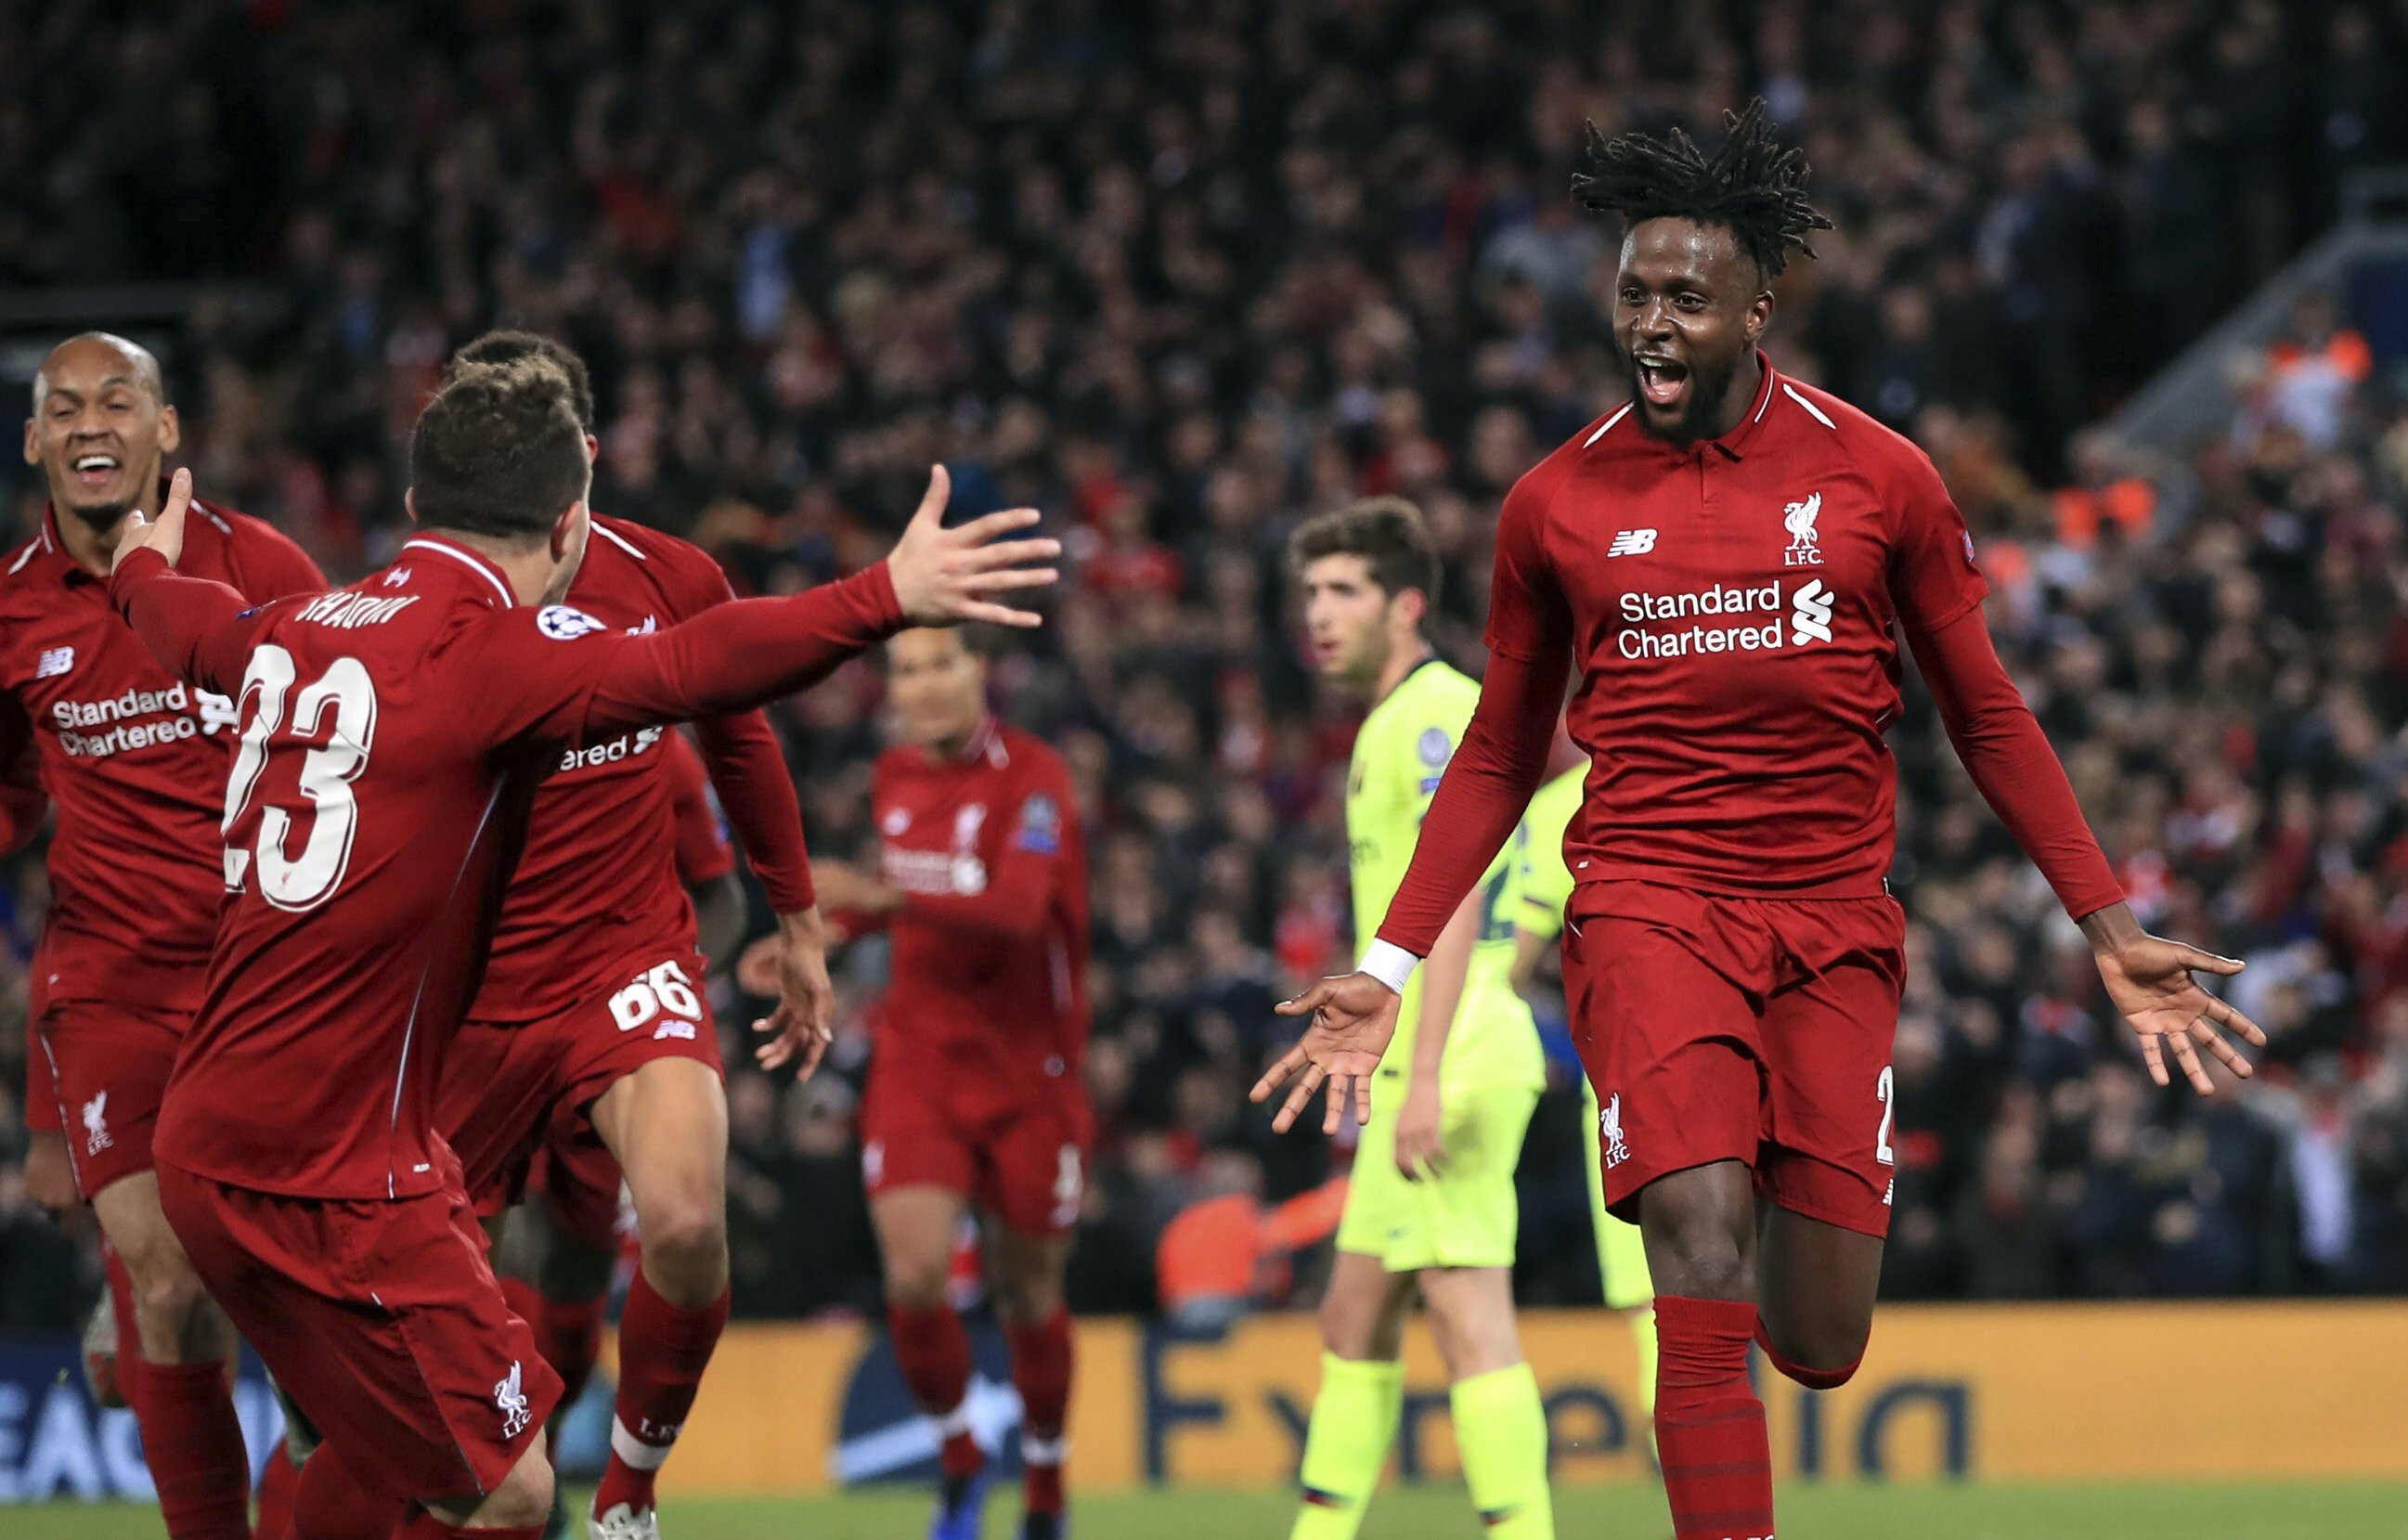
[7,0,2408,1328]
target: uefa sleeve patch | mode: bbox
[537,604,607,641]
[1418,727,1454,767]
[1962,531,1978,566]
[1016,793,1063,854]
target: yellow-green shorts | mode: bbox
[1582,1076,1654,1310]
[1336,1075,1539,1274]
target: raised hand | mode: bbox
[2082,903,2267,1094]
[1251,971,1404,1133]
[111,466,192,574]
[885,465,1060,628]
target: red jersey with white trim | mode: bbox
[860,721,1090,1106]
[110,534,900,1199]
[0,499,322,1012]
[1377,356,2123,956]
[473,515,805,1024]
[1493,361,1989,898]
[664,730,736,886]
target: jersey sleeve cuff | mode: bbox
[1358,939,1419,995]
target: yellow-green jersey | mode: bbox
[1346,659,1543,1095]
[1517,766,1585,944]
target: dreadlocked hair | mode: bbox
[1571,97,1833,279]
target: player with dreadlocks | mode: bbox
[1258,101,2266,1540]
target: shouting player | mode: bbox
[1512,755,1656,1445]
[110,357,1055,1540]
[433,331,834,1540]
[780,626,1089,1540]
[1282,500,1552,1540]
[1258,104,2266,1540]
[3,332,323,1540]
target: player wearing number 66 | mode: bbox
[103,356,1057,1536]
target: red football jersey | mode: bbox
[663,729,736,886]
[474,516,805,1023]
[1377,357,2122,955]
[0,499,323,1012]
[858,719,1090,1106]
[110,534,900,1199]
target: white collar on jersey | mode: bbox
[399,536,517,608]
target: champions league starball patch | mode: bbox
[536,604,607,641]
[1418,727,1453,767]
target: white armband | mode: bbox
[1358,939,1420,995]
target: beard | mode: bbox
[61,497,134,533]
[1617,341,1746,446]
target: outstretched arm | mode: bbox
[108,471,276,695]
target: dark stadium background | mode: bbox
[5,0,2408,1352]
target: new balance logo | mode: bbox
[1600,1094,1629,1169]
[36,645,73,679]
[495,1361,531,1438]
[1790,578,1833,644]
[83,1091,111,1157]
[1606,529,1657,558]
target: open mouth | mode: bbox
[71,453,123,490]
[1635,357,1689,409]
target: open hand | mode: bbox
[2093,932,2267,1094]
[1252,971,1403,1133]
[751,906,836,1079]
[885,466,1059,628]
[111,466,191,574]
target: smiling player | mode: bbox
[1258,103,2266,1540]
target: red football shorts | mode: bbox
[1562,880,1907,1238]
[441,949,720,1220]
[155,1158,560,1501]
[34,998,189,1200]
[859,1056,1093,1237]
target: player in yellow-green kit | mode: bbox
[1284,498,1554,1540]
[1516,761,1660,1447]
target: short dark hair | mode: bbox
[408,357,589,541]
[1288,496,1440,603]
[448,330,595,432]
[1572,98,1832,280]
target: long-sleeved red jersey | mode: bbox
[0,498,323,1015]
[1377,358,2123,960]
[111,534,900,1200]
[851,718,1090,1115]
[473,514,810,1023]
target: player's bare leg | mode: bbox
[874,1184,985,1540]
[586,1058,731,1537]
[1754,1206,1881,1386]
[416,1430,556,1537]
[987,1221,1075,1540]
[1638,1160,1775,1540]
[1290,1249,1415,1540]
[92,1171,251,1540]
[1416,1267,1553,1538]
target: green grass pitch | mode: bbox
[15,1482,2407,1539]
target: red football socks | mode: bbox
[250,1437,300,1540]
[888,1301,983,1479]
[1654,1296,1775,1540]
[594,1275,728,1519]
[1754,1314,1864,1390]
[288,1442,404,1540]
[387,1515,542,1540]
[1005,1310,1073,1516]
[130,1358,252,1540]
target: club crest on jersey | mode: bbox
[35,645,74,679]
[1782,492,1824,566]
[536,604,606,641]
